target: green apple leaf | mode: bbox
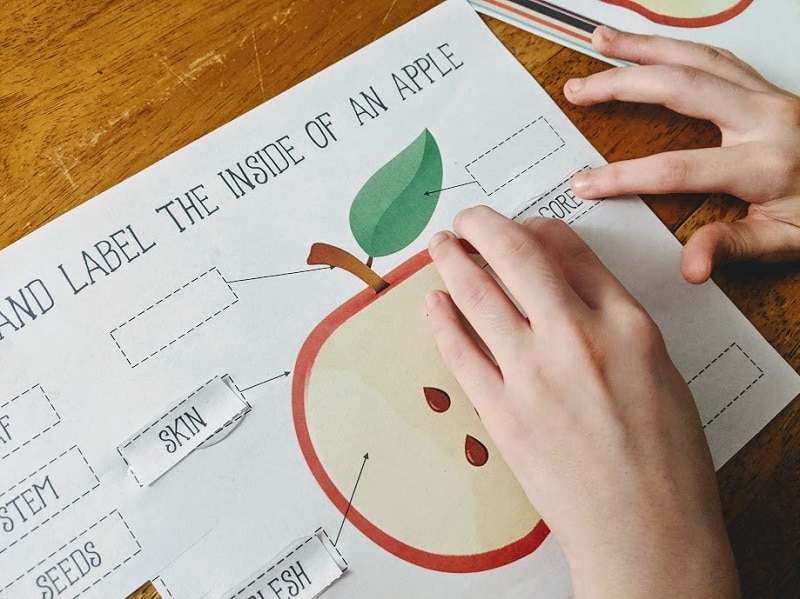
[349,128,443,258]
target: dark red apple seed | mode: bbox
[465,435,488,467]
[424,387,451,413]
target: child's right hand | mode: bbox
[427,209,740,598]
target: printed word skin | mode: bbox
[158,406,208,454]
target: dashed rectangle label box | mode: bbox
[466,117,565,195]
[688,343,764,427]
[110,267,238,367]
[0,446,100,556]
[510,169,599,225]
[1,385,60,460]
[1,510,141,598]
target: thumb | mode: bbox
[681,217,800,284]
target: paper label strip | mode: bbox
[117,375,250,486]
[223,529,347,599]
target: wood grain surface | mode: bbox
[1,1,797,597]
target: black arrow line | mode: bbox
[226,266,334,284]
[424,181,479,196]
[334,452,369,546]
[239,371,291,393]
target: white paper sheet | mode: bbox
[470,0,800,94]
[1,1,798,597]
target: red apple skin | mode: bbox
[292,249,549,573]
[603,0,753,27]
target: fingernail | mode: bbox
[426,291,442,311]
[566,78,583,94]
[570,173,591,197]
[429,230,454,250]
[598,26,616,42]
[523,216,543,226]
[453,208,468,229]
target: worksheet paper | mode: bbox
[0,1,798,598]
[470,0,800,95]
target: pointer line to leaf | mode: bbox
[334,452,369,546]
[424,181,479,196]
[226,266,333,284]
[239,371,291,393]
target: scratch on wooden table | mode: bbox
[251,31,266,100]
[146,51,226,105]
[156,54,194,92]
[78,107,133,150]
[272,0,297,26]
[49,151,77,190]
[382,0,398,26]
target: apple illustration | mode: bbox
[292,130,548,572]
[603,0,753,27]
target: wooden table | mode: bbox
[2,1,797,597]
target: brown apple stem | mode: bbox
[308,242,388,293]
[366,256,374,269]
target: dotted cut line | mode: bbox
[685,342,765,428]
[153,576,175,599]
[1,510,142,594]
[0,445,100,557]
[109,267,239,368]
[0,384,61,461]
[316,527,348,568]
[465,117,566,195]
[200,374,252,449]
[229,529,348,599]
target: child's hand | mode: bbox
[565,27,800,284]
[427,208,739,598]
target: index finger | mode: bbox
[564,63,762,133]
[453,206,587,322]
[590,26,777,94]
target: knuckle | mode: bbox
[600,163,626,192]
[493,228,536,263]
[632,33,658,60]
[663,64,699,92]
[458,280,491,313]
[761,143,800,188]
[774,94,800,127]
[656,154,692,189]
[617,304,662,348]
[562,238,596,268]
[445,342,471,375]
[698,43,727,64]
